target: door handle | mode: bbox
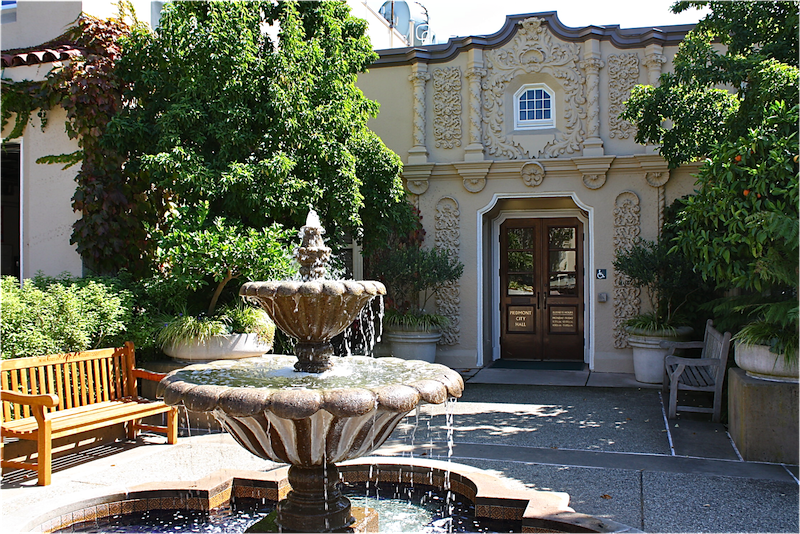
[543,292,548,310]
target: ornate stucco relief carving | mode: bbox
[607,53,640,140]
[644,51,667,86]
[574,156,614,190]
[465,67,487,152]
[582,173,606,189]
[520,161,545,187]
[482,17,586,160]
[580,57,605,140]
[613,191,641,349]
[402,164,435,196]
[408,65,431,163]
[454,161,492,193]
[432,67,463,149]
[646,171,670,233]
[434,197,461,345]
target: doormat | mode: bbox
[488,360,587,371]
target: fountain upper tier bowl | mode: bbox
[240,279,386,372]
[240,280,385,343]
[157,355,464,466]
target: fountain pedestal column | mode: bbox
[277,464,354,532]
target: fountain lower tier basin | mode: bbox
[35,460,638,533]
[157,355,464,466]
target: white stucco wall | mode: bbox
[2,109,83,279]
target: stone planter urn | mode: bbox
[734,342,799,383]
[627,326,693,384]
[384,328,441,363]
[163,333,272,362]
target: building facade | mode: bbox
[357,13,702,373]
[2,5,704,375]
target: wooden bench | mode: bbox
[1,342,178,485]
[661,319,732,423]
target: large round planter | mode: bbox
[627,326,693,384]
[734,342,799,383]
[384,329,442,363]
[163,333,272,362]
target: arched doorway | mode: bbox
[477,194,593,367]
[499,216,584,360]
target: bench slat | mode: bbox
[4,398,174,438]
[18,369,29,418]
[1,348,122,370]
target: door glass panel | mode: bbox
[549,227,575,249]
[549,251,576,272]
[508,228,534,250]
[508,274,534,295]
[550,273,576,295]
[508,251,533,272]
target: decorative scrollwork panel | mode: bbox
[435,197,461,345]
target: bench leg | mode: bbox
[127,419,139,441]
[712,388,723,424]
[167,408,178,444]
[37,420,53,486]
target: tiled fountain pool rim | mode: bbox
[18,458,639,533]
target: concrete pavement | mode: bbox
[2,369,798,533]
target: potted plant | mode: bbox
[727,211,799,382]
[157,303,276,362]
[372,241,464,363]
[152,204,293,361]
[613,237,703,383]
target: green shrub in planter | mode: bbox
[372,244,463,330]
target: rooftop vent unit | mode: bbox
[378,1,436,46]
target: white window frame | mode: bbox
[513,83,555,130]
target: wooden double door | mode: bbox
[500,217,584,361]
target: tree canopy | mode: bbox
[80,0,416,314]
[624,1,799,354]
[108,1,412,263]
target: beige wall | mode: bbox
[358,14,700,372]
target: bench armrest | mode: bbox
[131,369,168,382]
[665,356,720,367]
[659,340,705,350]
[1,389,60,408]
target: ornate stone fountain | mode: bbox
[158,211,464,532]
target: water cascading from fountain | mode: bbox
[158,210,464,532]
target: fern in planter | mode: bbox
[156,304,275,350]
[383,308,450,332]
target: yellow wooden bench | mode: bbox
[1,342,178,485]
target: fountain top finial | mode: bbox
[297,209,331,281]
[305,208,322,229]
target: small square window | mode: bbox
[515,84,555,129]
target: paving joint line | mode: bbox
[379,439,796,482]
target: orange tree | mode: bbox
[623,1,798,355]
